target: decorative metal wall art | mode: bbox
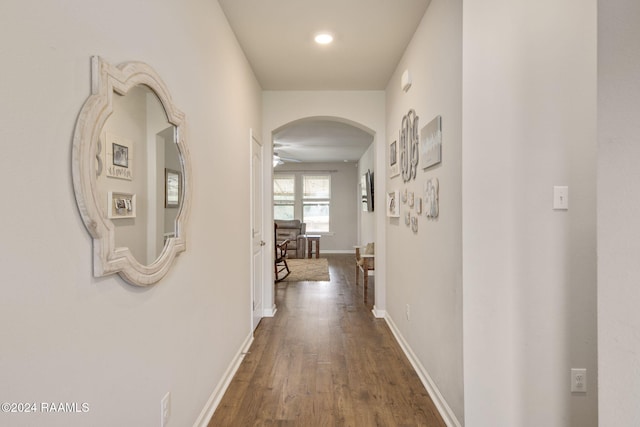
[425,178,439,218]
[399,109,419,182]
[411,216,419,233]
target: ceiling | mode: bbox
[274,119,374,163]
[217,0,431,163]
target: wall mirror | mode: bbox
[72,56,191,286]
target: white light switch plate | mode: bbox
[553,186,569,210]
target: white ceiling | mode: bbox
[218,0,431,162]
[274,119,374,163]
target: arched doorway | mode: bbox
[260,91,387,320]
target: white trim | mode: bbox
[193,333,254,427]
[384,314,462,427]
[250,128,265,332]
[263,305,277,317]
[320,249,354,254]
[371,306,386,318]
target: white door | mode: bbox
[250,130,265,331]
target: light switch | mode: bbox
[553,186,569,210]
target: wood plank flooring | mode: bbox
[208,254,446,427]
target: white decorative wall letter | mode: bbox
[400,109,419,182]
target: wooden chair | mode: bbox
[355,243,375,302]
[275,223,290,282]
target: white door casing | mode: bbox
[250,130,265,331]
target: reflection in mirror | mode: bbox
[72,56,190,286]
[99,85,180,265]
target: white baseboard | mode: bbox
[263,305,277,317]
[320,249,354,254]
[384,314,462,427]
[372,306,386,318]
[193,332,254,427]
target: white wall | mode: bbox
[598,0,640,424]
[463,1,597,426]
[0,0,261,426]
[384,0,463,423]
[263,91,387,313]
[274,161,359,251]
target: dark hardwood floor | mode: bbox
[208,254,446,427]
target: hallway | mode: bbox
[209,255,446,426]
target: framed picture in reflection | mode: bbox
[108,191,136,219]
[105,132,133,180]
[165,168,181,208]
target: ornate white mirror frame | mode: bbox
[72,56,191,286]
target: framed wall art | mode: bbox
[389,139,400,178]
[108,191,136,219]
[421,115,442,170]
[387,190,400,217]
[105,132,133,180]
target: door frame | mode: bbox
[250,128,267,331]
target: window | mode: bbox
[273,175,295,220]
[303,175,330,232]
[273,173,332,232]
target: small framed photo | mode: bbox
[108,192,136,219]
[105,132,133,180]
[389,140,400,178]
[387,190,400,217]
[165,168,181,208]
[112,143,129,168]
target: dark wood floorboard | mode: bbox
[208,254,446,427]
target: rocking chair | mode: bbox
[275,223,290,282]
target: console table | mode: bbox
[305,235,321,258]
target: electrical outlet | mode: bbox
[571,368,587,393]
[406,304,410,321]
[161,392,171,426]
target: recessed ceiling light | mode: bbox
[314,33,334,45]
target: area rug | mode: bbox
[281,258,330,282]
